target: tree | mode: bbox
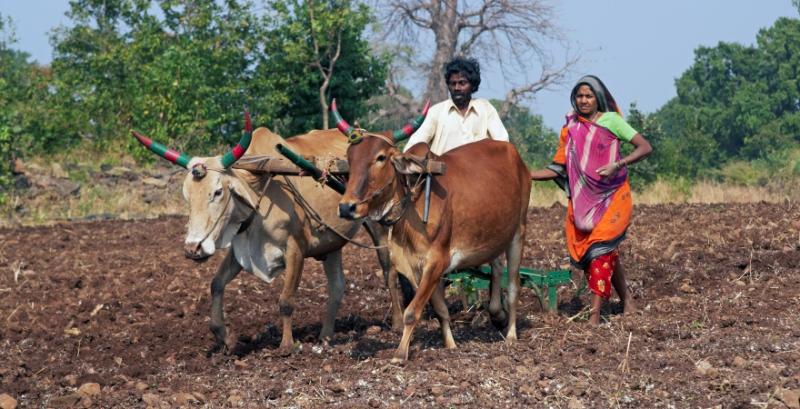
[0,13,50,189]
[378,0,576,118]
[48,0,266,154]
[256,0,387,135]
[492,99,556,168]
[664,17,800,166]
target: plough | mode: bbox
[233,145,572,312]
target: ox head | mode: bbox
[132,112,259,260]
[333,100,430,221]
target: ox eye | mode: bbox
[213,189,223,199]
[376,154,386,162]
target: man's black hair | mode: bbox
[444,57,481,92]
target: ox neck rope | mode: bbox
[195,166,274,238]
[196,181,234,246]
[280,175,387,250]
[235,174,274,235]
[358,169,424,227]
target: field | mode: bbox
[1,202,799,408]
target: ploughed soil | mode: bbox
[1,202,799,408]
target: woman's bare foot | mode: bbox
[622,296,636,315]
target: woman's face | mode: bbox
[574,85,598,116]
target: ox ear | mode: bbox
[391,153,426,175]
[228,172,260,209]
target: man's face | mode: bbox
[447,72,473,106]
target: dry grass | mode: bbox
[635,179,797,204]
[1,184,185,226]
[530,179,798,208]
[3,160,799,227]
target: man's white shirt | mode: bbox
[403,98,509,155]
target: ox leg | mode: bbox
[209,251,243,352]
[393,257,447,363]
[363,222,403,331]
[277,248,304,356]
[320,249,345,342]
[503,229,524,344]
[488,257,508,330]
[430,280,456,349]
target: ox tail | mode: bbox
[220,110,253,168]
[392,100,431,142]
[131,131,193,169]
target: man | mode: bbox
[404,57,509,154]
[402,56,511,311]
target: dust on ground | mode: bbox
[1,202,799,408]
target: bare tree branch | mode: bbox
[308,2,342,129]
[379,0,578,109]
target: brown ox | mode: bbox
[132,113,421,355]
[336,111,531,362]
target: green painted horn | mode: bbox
[392,100,431,142]
[220,110,253,168]
[131,131,193,168]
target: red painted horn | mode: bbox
[131,131,193,168]
[330,99,352,134]
[220,110,253,168]
[392,100,431,142]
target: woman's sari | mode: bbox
[549,113,632,270]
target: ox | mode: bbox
[133,111,422,355]
[334,105,531,362]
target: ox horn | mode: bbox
[392,100,431,142]
[330,99,363,143]
[220,110,253,168]
[132,110,253,170]
[131,131,193,169]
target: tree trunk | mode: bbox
[422,0,459,103]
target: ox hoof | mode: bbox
[391,350,409,364]
[490,314,508,331]
[224,332,239,351]
[391,319,404,334]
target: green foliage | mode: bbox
[644,17,800,181]
[0,12,35,195]
[255,0,387,135]
[495,100,558,168]
[48,0,265,156]
[1,0,385,165]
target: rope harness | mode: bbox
[192,165,273,246]
[281,175,387,250]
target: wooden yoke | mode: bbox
[233,154,446,176]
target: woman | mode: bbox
[531,75,652,325]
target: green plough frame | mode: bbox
[446,266,572,312]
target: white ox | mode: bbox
[132,113,402,355]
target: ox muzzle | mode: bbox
[338,201,358,220]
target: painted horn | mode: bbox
[220,110,253,168]
[330,99,363,143]
[392,100,431,142]
[131,131,193,168]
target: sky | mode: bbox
[1,1,798,129]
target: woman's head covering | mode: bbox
[570,75,621,115]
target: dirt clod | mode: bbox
[0,394,17,409]
[0,203,798,407]
[77,383,101,398]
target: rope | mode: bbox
[196,165,273,244]
[281,175,387,250]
